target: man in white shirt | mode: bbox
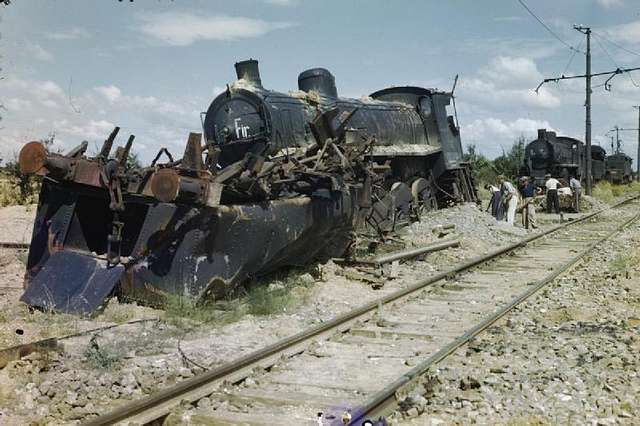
[569,176,582,212]
[498,175,518,225]
[545,174,561,214]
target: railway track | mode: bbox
[0,318,159,369]
[0,241,30,250]
[81,195,640,426]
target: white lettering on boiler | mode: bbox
[234,118,250,139]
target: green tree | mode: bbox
[464,143,498,186]
[492,135,526,179]
[0,133,55,205]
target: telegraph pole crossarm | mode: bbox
[534,67,640,93]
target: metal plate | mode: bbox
[21,251,124,315]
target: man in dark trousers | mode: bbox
[520,176,538,229]
[544,174,561,214]
[484,183,503,220]
[570,175,582,212]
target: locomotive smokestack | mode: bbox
[538,129,546,140]
[235,59,262,87]
[298,68,338,99]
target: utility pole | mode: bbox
[615,125,620,154]
[575,25,593,195]
[536,28,640,193]
[634,106,640,181]
[611,135,615,153]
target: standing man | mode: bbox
[484,183,502,220]
[498,175,518,225]
[520,176,538,229]
[569,175,582,213]
[545,174,561,214]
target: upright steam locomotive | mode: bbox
[523,128,632,185]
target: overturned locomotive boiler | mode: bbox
[19,59,476,315]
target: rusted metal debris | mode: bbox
[18,109,381,314]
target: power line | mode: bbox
[562,39,584,76]
[592,30,640,59]
[516,0,582,53]
[594,34,640,88]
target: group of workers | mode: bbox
[484,174,582,229]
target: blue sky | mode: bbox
[2,0,640,162]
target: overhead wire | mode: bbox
[516,0,583,53]
[593,34,640,88]
[562,39,584,77]
[592,30,640,59]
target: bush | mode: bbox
[0,133,55,207]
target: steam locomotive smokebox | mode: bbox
[298,68,338,98]
[235,59,262,87]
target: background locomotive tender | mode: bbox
[17,59,477,315]
[606,152,633,184]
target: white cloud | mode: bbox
[95,85,122,103]
[463,117,555,156]
[0,76,204,161]
[479,56,542,87]
[94,85,188,116]
[460,56,561,110]
[493,16,524,23]
[5,98,32,112]
[264,0,298,5]
[604,20,640,44]
[136,12,295,46]
[597,0,623,8]
[45,27,91,40]
[64,120,117,140]
[25,43,54,62]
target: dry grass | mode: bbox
[609,251,640,276]
[163,270,316,328]
[592,180,640,204]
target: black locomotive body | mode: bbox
[204,60,476,206]
[606,153,633,184]
[524,129,585,185]
[591,145,607,182]
[523,128,614,185]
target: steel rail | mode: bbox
[347,204,640,425]
[85,195,640,426]
[0,318,158,369]
[0,241,30,249]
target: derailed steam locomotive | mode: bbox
[19,59,476,315]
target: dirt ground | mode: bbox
[0,197,630,424]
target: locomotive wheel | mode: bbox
[411,178,438,215]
